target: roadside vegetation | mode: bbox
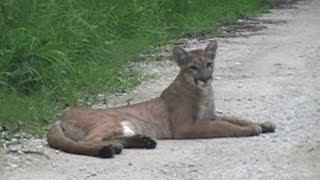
[0,0,278,137]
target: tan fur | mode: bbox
[47,41,276,158]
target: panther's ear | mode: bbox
[173,46,189,67]
[205,40,218,60]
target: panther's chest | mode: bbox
[196,96,215,120]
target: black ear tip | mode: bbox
[173,46,187,57]
[173,46,184,53]
[206,40,218,52]
[209,40,218,47]
[173,46,189,66]
[172,46,179,53]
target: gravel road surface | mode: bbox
[1,1,319,179]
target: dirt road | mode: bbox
[1,1,320,179]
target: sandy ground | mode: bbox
[1,1,320,179]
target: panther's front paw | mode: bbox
[249,125,262,136]
[260,121,276,133]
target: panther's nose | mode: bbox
[199,76,212,84]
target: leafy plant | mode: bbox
[0,0,278,135]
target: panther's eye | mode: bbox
[189,65,198,70]
[207,62,212,67]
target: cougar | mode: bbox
[47,41,275,158]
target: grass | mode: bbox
[0,0,279,137]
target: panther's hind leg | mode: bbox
[78,136,123,158]
[47,120,123,158]
[79,126,125,158]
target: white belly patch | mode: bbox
[120,121,135,136]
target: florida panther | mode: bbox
[47,41,275,158]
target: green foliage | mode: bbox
[0,0,277,135]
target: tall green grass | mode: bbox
[0,0,278,136]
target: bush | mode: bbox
[0,0,278,135]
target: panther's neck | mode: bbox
[159,71,215,122]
